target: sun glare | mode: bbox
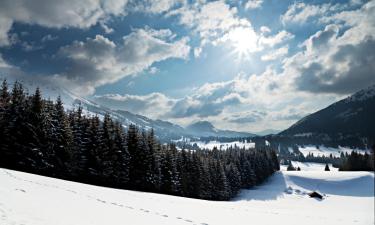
[226,27,259,60]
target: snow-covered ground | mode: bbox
[298,145,369,157]
[0,167,373,225]
[189,140,255,150]
[280,161,339,171]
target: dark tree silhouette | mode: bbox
[0,80,281,201]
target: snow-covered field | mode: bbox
[189,140,255,150]
[298,145,369,157]
[0,167,373,225]
[280,161,339,171]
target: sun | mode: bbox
[226,27,259,60]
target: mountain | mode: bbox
[8,79,253,140]
[70,99,188,140]
[281,84,375,141]
[255,129,281,136]
[186,121,256,137]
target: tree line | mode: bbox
[339,151,374,171]
[0,80,280,200]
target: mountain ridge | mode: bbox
[280,84,375,142]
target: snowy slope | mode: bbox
[280,161,339,171]
[189,140,255,150]
[1,168,373,225]
[297,145,369,157]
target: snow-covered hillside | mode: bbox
[189,140,256,150]
[297,145,369,157]
[1,167,373,225]
[280,161,339,171]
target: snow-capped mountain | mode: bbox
[281,84,375,140]
[186,121,256,137]
[72,98,187,140]
[7,78,254,140]
[254,129,281,136]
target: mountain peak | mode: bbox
[186,121,255,138]
[344,84,375,103]
[187,121,215,131]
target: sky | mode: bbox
[0,0,374,133]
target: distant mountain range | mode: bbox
[254,129,281,136]
[281,84,375,142]
[12,80,255,140]
[186,121,255,138]
[6,78,374,143]
[73,101,255,140]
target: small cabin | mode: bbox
[308,191,323,199]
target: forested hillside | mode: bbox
[0,80,279,200]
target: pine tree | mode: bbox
[0,79,10,106]
[324,164,330,171]
[112,121,129,187]
[0,79,11,166]
[49,96,73,177]
[226,163,241,196]
[0,81,281,201]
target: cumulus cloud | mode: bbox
[130,0,184,14]
[261,46,288,61]
[169,81,244,118]
[224,111,267,123]
[260,26,271,34]
[168,1,251,46]
[281,2,343,25]
[0,0,128,46]
[259,30,294,47]
[244,0,263,10]
[283,1,375,94]
[93,93,175,118]
[167,1,294,59]
[56,28,190,95]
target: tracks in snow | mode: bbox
[1,169,209,225]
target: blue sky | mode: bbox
[0,0,374,132]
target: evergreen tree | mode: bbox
[0,81,281,201]
[49,96,73,176]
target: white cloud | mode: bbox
[261,46,288,61]
[259,30,294,47]
[148,67,159,74]
[168,1,294,59]
[281,2,338,25]
[41,34,58,42]
[168,1,251,47]
[93,92,175,119]
[56,28,190,95]
[244,0,263,10]
[194,47,203,58]
[260,26,271,34]
[132,0,184,14]
[0,0,128,46]
[282,1,375,94]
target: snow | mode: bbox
[293,132,313,137]
[189,140,255,150]
[1,167,373,225]
[298,145,369,157]
[345,84,375,103]
[280,161,339,171]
